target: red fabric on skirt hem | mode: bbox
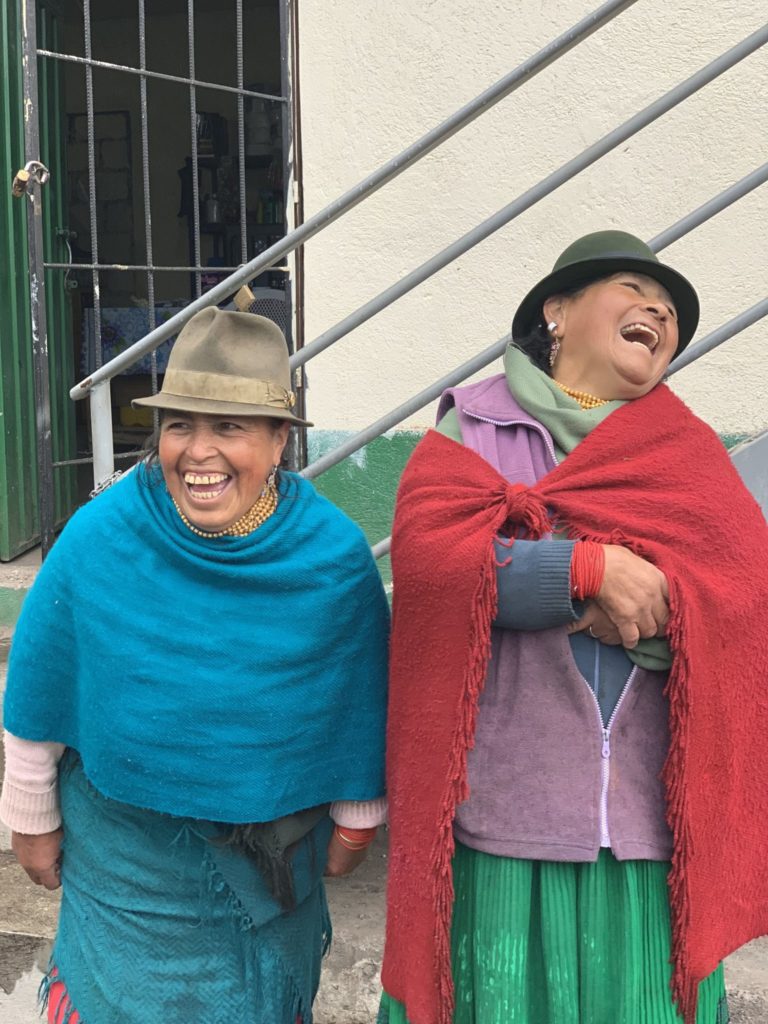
[47,976,303,1024]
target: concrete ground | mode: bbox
[1,552,767,1022]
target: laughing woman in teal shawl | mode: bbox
[0,308,389,1024]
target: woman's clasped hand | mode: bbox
[568,544,670,647]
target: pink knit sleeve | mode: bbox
[330,797,388,828]
[0,731,65,834]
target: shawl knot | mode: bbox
[502,483,550,539]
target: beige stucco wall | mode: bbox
[295,0,767,436]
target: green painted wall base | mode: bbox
[310,431,421,589]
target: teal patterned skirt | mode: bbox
[379,842,728,1024]
[46,752,332,1024]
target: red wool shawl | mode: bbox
[381,384,768,1024]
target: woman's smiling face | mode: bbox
[544,272,679,400]
[159,412,290,532]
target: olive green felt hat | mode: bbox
[133,307,312,426]
[512,230,699,356]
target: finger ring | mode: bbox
[588,626,598,638]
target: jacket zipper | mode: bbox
[589,666,638,847]
[466,406,633,847]
[464,413,559,468]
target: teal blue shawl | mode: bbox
[4,465,389,822]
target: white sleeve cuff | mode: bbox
[330,796,388,828]
[0,779,62,834]
[0,731,65,834]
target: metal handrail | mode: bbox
[69,0,639,399]
[302,336,511,482]
[648,163,768,252]
[36,50,285,102]
[301,161,768,481]
[368,299,768,561]
[293,26,768,371]
[667,297,768,375]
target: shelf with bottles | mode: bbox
[179,152,285,233]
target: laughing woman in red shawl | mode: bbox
[379,231,768,1024]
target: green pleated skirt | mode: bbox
[379,843,729,1024]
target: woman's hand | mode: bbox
[12,828,63,890]
[324,830,370,878]
[597,546,669,648]
[567,602,623,645]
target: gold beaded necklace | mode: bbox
[553,380,610,410]
[172,479,278,538]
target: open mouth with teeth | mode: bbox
[183,471,232,500]
[619,322,660,352]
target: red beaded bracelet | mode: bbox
[570,541,606,600]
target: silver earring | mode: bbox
[547,321,558,333]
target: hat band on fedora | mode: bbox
[162,369,296,410]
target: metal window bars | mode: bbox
[17,0,768,557]
[19,0,293,552]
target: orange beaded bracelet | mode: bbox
[334,826,377,851]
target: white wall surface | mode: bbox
[296,0,767,436]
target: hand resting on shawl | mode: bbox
[568,544,669,648]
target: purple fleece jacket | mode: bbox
[438,374,673,862]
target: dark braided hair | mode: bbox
[513,321,554,374]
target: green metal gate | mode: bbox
[0,0,76,561]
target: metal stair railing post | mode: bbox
[89,382,115,492]
[292,24,768,371]
[301,161,768,482]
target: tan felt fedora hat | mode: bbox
[133,307,312,427]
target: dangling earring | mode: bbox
[547,322,560,367]
[262,464,278,498]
